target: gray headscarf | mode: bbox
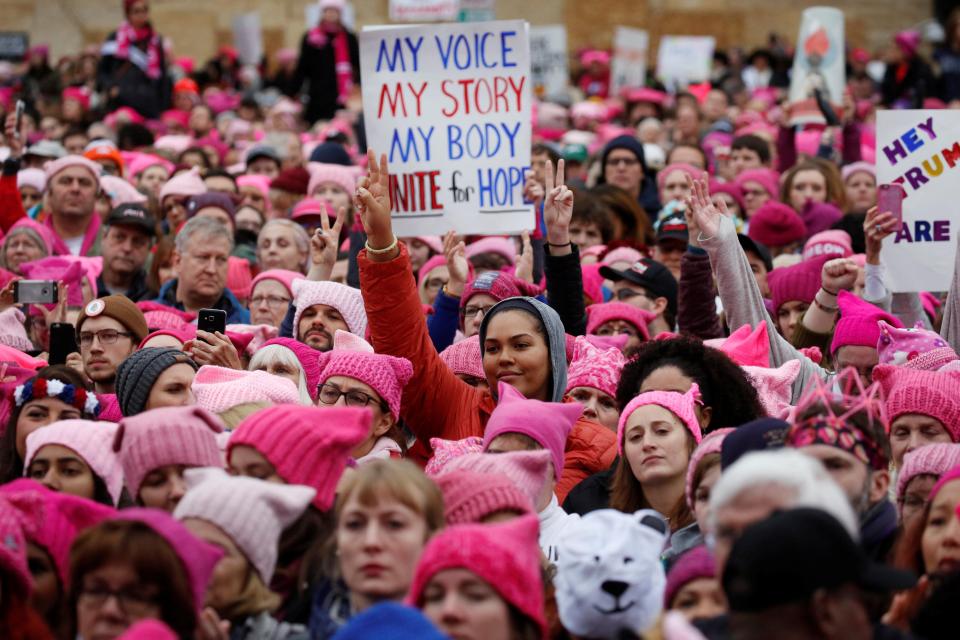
[478,296,567,402]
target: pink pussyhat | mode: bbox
[228,405,371,510]
[482,382,583,477]
[618,384,704,456]
[192,365,302,414]
[424,436,485,476]
[24,421,123,505]
[435,469,536,524]
[0,308,32,352]
[830,291,903,355]
[876,320,959,371]
[0,479,115,586]
[136,300,197,330]
[565,335,626,398]
[443,450,552,505]
[872,365,960,441]
[685,428,735,508]
[113,406,224,497]
[250,269,303,298]
[0,495,32,598]
[896,444,960,502]
[439,335,484,380]
[803,230,853,261]
[742,360,801,418]
[585,301,654,340]
[465,236,517,266]
[704,323,770,368]
[257,337,323,401]
[118,620,177,640]
[292,279,367,338]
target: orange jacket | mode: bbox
[358,244,617,501]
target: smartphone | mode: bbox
[48,322,79,365]
[14,100,24,143]
[13,280,57,305]
[197,308,226,338]
[877,183,906,226]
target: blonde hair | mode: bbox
[218,564,282,622]
[256,220,310,273]
[218,402,271,429]
[335,459,445,534]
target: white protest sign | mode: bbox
[529,25,568,98]
[390,0,460,23]
[876,110,960,292]
[232,13,262,66]
[610,27,648,95]
[360,20,533,237]
[788,7,845,125]
[656,36,714,89]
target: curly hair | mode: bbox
[616,335,765,431]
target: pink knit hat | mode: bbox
[417,254,448,288]
[113,508,223,612]
[928,464,960,504]
[290,197,335,222]
[257,337,323,401]
[602,247,643,267]
[685,428,734,508]
[307,162,358,197]
[435,469,536,524]
[159,166,207,203]
[411,236,444,254]
[830,291,903,355]
[482,382,583,477]
[565,335,627,398]
[664,546,716,608]
[585,301,654,339]
[136,300,196,329]
[316,332,414,420]
[20,257,90,306]
[704,323,770,368]
[0,496,31,598]
[802,230,853,261]
[742,360,801,418]
[43,155,101,186]
[192,365,301,414]
[174,467,314,582]
[0,479,114,585]
[24,420,123,504]
[768,255,827,314]
[841,161,875,183]
[896,444,960,502]
[618,384,704,455]
[657,163,701,190]
[460,270,540,309]
[113,406,224,497]
[100,175,148,207]
[465,237,517,266]
[292,279,367,338]
[439,335,484,380]
[228,405,371,510]
[118,620,177,640]
[17,167,46,193]
[443,450,552,505]
[424,436,484,476]
[407,515,546,637]
[748,202,806,248]
[0,308,32,352]
[9,217,57,255]
[126,153,174,179]
[226,256,252,301]
[236,174,272,201]
[251,269,302,298]
[872,365,960,440]
[877,321,959,371]
[735,168,779,199]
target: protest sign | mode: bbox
[656,36,715,90]
[359,20,533,237]
[390,0,460,23]
[0,32,28,61]
[232,13,262,67]
[788,7,845,125]
[610,27,648,96]
[876,109,960,292]
[529,25,568,98]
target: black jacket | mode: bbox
[293,29,360,123]
[96,270,155,303]
[562,460,616,515]
[97,29,171,119]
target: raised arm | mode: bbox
[540,160,587,336]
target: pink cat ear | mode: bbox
[497,381,526,403]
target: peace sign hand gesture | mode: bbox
[355,150,395,257]
[543,159,573,249]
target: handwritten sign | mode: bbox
[876,110,960,292]
[788,7,845,125]
[610,27,648,95]
[360,20,533,236]
[390,0,460,23]
[656,36,714,90]
[529,25,568,98]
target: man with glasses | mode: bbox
[599,257,677,336]
[75,295,149,394]
[154,216,249,323]
[96,203,157,301]
[596,134,660,218]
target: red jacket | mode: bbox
[358,244,617,501]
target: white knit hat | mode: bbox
[291,280,367,339]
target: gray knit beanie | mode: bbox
[115,347,198,416]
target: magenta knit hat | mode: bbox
[250,269,302,298]
[872,365,960,440]
[136,300,196,330]
[748,202,806,248]
[435,470,535,524]
[316,332,414,420]
[704,322,770,368]
[482,382,583,477]
[585,301,654,340]
[657,163,701,191]
[830,291,903,355]
[292,279,367,338]
[257,337,323,401]
[460,270,540,309]
[174,467,315,582]
[877,321,959,371]
[685,428,735,508]
[928,464,960,504]
[443,450,552,504]
[664,546,716,607]
[802,230,853,261]
[566,336,627,398]
[799,201,843,238]
[424,436,484,476]
[159,166,206,203]
[24,420,123,505]
[465,236,517,265]
[768,255,827,314]
[0,479,114,586]
[896,444,960,501]
[228,405,371,510]
[618,384,704,456]
[439,335,484,380]
[118,620,177,640]
[407,515,546,637]
[113,507,223,612]
[417,254,447,288]
[192,365,301,413]
[0,497,31,598]
[114,406,224,497]
[0,307,32,352]
[735,168,779,199]
[307,162,358,198]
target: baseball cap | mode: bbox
[655,209,688,244]
[245,145,282,166]
[24,140,67,160]
[561,143,588,163]
[737,234,773,272]
[105,204,157,237]
[599,258,678,316]
[723,507,916,612]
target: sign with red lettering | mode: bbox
[876,110,960,292]
[360,20,533,236]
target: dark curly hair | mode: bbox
[616,335,766,431]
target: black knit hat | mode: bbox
[115,348,197,416]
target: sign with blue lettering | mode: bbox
[359,20,533,236]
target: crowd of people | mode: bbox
[1,0,960,639]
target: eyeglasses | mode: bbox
[79,585,158,617]
[250,295,291,308]
[606,157,639,167]
[461,304,495,319]
[615,288,651,302]
[317,383,380,409]
[78,329,133,347]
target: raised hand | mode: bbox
[543,159,573,249]
[308,205,345,281]
[442,230,469,294]
[515,230,534,283]
[185,331,243,370]
[523,172,545,209]
[684,172,727,240]
[863,205,898,265]
[354,149,394,252]
[821,258,859,293]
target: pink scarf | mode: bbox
[115,20,162,80]
[307,25,354,106]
